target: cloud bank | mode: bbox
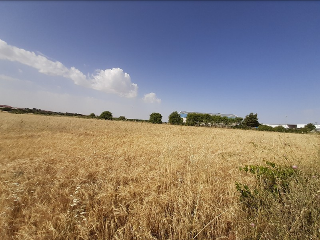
[0,39,146,99]
[143,92,161,104]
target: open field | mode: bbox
[0,112,319,239]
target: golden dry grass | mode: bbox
[0,112,319,239]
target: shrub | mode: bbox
[236,162,320,239]
[274,125,287,132]
[258,124,274,132]
[236,162,297,205]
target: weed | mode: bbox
[236,162,320,239]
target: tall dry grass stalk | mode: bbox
[0,112,319,239]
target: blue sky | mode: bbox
[0,1,319,124]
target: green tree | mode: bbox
[168,111,183,125]
[118,116,126,121]
[149,113,162,124]
[211,115,222,126]
[99,111,113,120]
[234,117,244,125]
[221,116,230,126]
[304,123,316,132]
[242,113,260,128]
[202,114,212,126]
[186,113,203,126]
[89,113,96,118]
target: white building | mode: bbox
[265,124,320,131]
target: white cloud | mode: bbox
[143,92,161,104]
[0,39,138,98]
[91,68,138,98]
[0,40,69,76]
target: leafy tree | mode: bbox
[169,111,183,125]
[211,115,222,126]
[149,113,162,124]
[304,123,316,132]
[234,117,244,125]
[202,114,212,126]
[89,113,96,118]
[221,116,230,126]
[99,111,113,120]
[242,113,260,128]
[186,113,203,126]
[118,116,126,121]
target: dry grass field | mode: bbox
[0,112,319,240]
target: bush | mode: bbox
[274,125,287,132]
[258,124,274,132]
[233,124,251,130]
[236,162,297,206]
[236,162,320,239]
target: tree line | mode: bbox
[162,111,316,133]
[0,107,86,117]
[1,106,316,133]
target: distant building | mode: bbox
[0,105,12,109]
[178,111,238,123]
[265,124,295,129]
[265,124,320,131]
